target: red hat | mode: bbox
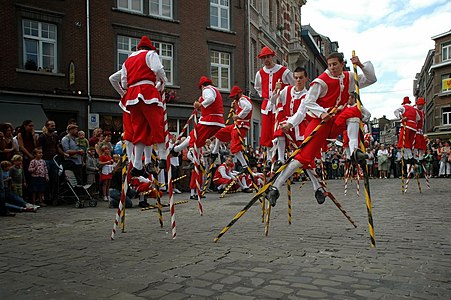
[416,97,425,105]
[229,85,242,98]
[198,76,212,89]
[402,96,411,105]
[137,36,156,51]
[258,46,275,58]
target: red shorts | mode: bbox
[128,101,165,146]
[215,125,248,154]
[397,127,416,149]
[260,112,274,147]
[122,112,133,142]
[189,124,222,148]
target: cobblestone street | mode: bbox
[1,178,450,299]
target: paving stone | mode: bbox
[184,286,215,297]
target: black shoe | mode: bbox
[217,188,225,194]
[130,167,145,177]
[266,186,280,207]
[315,188,326,205]
[144,162,158,177]
[273,160,283,173]
[210,153,219,161]
[352,149,368,163]
[189,195,197,200]
[242,188,253,193]
[158,159,167,170]
[139,201,151,208]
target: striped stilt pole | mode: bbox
[163,97,176,238]
[352,50,376,247]
[421,163,431,189]
[401,120,406,194]
[219,179,236,198]
[356,164,360,196]
[214,106,339,242]
[192,112,204,215]
[287,178,292,225]
[261,150,267,223]
[344,162,352,195]
[175,109,197,143]
[415,164,422,193]
[141,200,189,211]
[150,151,163,227]
[111,139,129,239]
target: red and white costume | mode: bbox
[215,88,252,154]
[286,62,376,168]
[119,36,168,172]
[394,97,420,159]
[213,162,249,191]
[414,97,427,160]
[254,47,294,147]
[272,86,308,147]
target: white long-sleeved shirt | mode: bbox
[237,97,252,119]
[287,61,377,127]
[109,70,126,97]
[201,86,217,108]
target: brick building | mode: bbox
[0,0,247,142]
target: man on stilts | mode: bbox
[394,96,420,178]
[266,52,377,207]
[254,46,295,165]
[171,76,225,199]
[119,36,168,177]
[211,85,252,171]
[414,97,427,162]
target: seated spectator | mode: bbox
[108,161,134,208]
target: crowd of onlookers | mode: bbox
[2,117,450,217]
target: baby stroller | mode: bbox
[54,155,97,208]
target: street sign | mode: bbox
[88,113,99,130]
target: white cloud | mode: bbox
[302,0,451,119]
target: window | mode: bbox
[210,50,230,90]
[117,35,174,85]
[210,0,230,31]
[442,107,451,126]
[149,0,172,19]
[22,19,57,73]
[117,0,143,13]
[442,74,451,92]
[117,36,139,70]
[442,42,451,62]
[153,41,173,85]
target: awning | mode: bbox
[424,130,451,140]
[0,103,48,130]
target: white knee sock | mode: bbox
[174,136,190,152]
[125,140,134,163]
[347,120,360,155]
[212,138,221,154]
[133,143,145,170]
[191,188,196,196]
[277,137,286,163]
[235,151,247,167]
[157,143,166,159]
[273,160,302,189]
[144,146,152,165]
[306,168,321,191]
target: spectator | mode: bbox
[0,123,19,161]
[377,144,389,179]
[98,145,114,202]
[77,130,89,154]
[438,141,450,177]
[59,118,78,141]
[9,155,26,198]
[61,124,84,185]
[28,148,49,206]
[1,160,37,212]
[424,149,434,178]
[86,147,99,185]
[366,148,374,178]
[108,161,134,208]
[37,120,64,205]
[96,131,113,156]
[89,127,103,147]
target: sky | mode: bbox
[301,0,451,120]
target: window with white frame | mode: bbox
[149,0,172,19]
[117,0,143,13]
[153,41,173,85]
[210,0,230,31]
[442,107,451,126]
[210,50,230,90]
[442,42,451,62]
[117,36,139,70]
[23,19,57,73]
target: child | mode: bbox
[77,130,89,154]
[28,148,49,206]
[9,154,26,197]
[99,145,114,202]
[86,147,99,185]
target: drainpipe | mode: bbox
[86,0,92,137]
